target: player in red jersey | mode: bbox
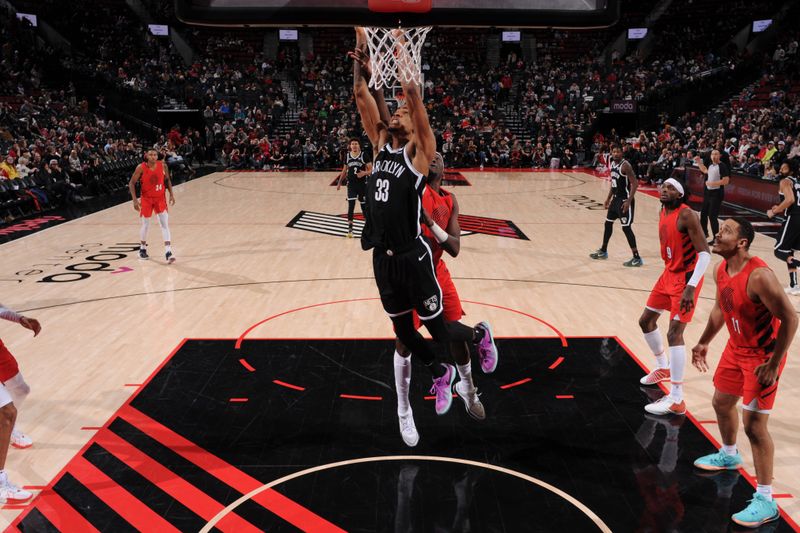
[0,304,41,504]
[691,217,796,528]
[128,149,176,263]
[392,153,495,447]
[638,178,711,415]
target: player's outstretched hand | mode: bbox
[691,343,708,372]
[680,285,695,314]
[20,317,41,337]
[347,47,372,82]
[133,200,140,212]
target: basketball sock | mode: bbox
[140,242,147,250]
[166,245,172,253]
[789,269,797,287]
[668,345,686,401]
[721,443,738,455]
[622,225,638,252]
[757,484,773,501]
[601,221,613,251]
[456,362,473,388]
[643,328,667,368]
[394,351,412,416]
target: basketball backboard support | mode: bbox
[175,0,620,28]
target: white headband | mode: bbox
[663,178,684,197]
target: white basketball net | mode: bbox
[364,26,432,92]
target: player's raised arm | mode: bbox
[400,82,435,177]
[350,27,385,155]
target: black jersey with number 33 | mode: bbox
[361,143,426,251]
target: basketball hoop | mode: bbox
[363,26,431,92]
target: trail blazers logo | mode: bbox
[287,211,529,240]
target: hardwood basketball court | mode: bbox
[0,169,797,530]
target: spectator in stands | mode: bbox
[0,157,18,180]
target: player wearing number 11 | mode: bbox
[691,217,796,528]
[129,148,177,263]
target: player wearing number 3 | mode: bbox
[129,148,177,263]
[637,178,710,415]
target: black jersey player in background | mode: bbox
[336,138,372,237]
[590,144,643,266]
[768,160,800,294]
[349,27,497,425]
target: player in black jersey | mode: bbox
[336,138,372,238]
[350,28,497,433]
[768,161,800,294]
[590,144,643,266]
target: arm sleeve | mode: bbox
[0,305,23,323]
[688,251,711,288]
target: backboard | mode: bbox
[175,0,620,28]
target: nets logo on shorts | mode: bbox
[423,295,439,312]
[720,286,735,313]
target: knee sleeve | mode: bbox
[157,211,171,242]
[3,373,29,408]
[392,314,436,366]
[140,217,150,241]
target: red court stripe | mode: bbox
[118,405,346,532]
[500,378,532,390]
[548,357,565,370]
[774,493,793,498]
[80,427,103,430]
[68,456,180,532]
[555,395,574,399]
[124,384,143,387]
[239,359,256,372]
[94,430,260,533]
[697,420,718,424]
[273,379,306,391]
[229,398,249,402]
[339,394,382,401]
[34,490,101,533]
[22,485,46,490]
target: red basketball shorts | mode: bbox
[0,339,20,383]
[646,269,703,323]
[140,196,167,217]
[713,345,787,411]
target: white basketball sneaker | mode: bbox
[398,410,419,447]
[0,471,32,504]
[10,429,32,449]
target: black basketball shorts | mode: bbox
[372,237,443,320]
[606,197,635,227]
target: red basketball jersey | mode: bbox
[140,161,165,199]
[658,204,698,273]
[716,256,779,356]
[421,185,454,265]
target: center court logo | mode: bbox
[545,195,606,210]
[2,242,141,284]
